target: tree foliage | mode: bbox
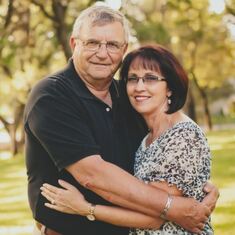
[0,0,234,156]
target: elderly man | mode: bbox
[24,4,218,235]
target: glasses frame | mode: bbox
[126,74,166,85]
[75,37,126,53]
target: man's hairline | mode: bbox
[71,10,130,43]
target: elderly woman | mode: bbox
[41,44,213,234]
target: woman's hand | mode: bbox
[40,179,90,215]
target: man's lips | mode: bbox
[90,62,110,66]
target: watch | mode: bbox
[86,203,96,221]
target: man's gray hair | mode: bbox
[71,5,130,43]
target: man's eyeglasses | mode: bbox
[126,75,166,85]
[75,38,126,53]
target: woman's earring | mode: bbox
[167,96,171,105]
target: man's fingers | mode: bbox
[202,182,219,209]
[203,181,213,193]
[202,189,218,212]
[191,227,203,234]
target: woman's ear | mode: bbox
[167,90,172,97]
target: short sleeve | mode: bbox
[25,79,100,171]
[158,125,211,199]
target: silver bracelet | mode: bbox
[160,194,173,220]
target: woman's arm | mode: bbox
[41,180,166,229]
[41,179,186,229]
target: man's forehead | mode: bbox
[81,19,122,29]
[79,21,125,38]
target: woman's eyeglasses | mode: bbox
[126,75,166,85]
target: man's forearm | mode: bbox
[66,155,168,217]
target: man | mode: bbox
[24,5,218,235]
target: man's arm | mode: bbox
[66,155,216,233]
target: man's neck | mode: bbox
[81,78,112,107]
[74,68,112,105]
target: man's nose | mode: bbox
[96,44,109,57]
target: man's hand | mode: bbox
[202,181,219,213]
[167,182,219,234]
[167,196,210,234]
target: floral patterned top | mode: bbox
[129,121,213,235]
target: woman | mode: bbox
[41,44,213,234]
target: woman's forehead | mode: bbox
[129,56,161,73]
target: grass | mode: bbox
[0,154,33,235]
[207,129,235,235]
[0,129,235,234]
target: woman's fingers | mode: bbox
[44,203,77,214]
[41,186,56,198]
[41,185,63,205]
[41,190,55,204]
[58,179,76,191]
[42,183,61,193]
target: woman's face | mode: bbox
[126,65,171,116]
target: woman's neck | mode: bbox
[145,111,185,146]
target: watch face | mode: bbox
[87,214,95,221]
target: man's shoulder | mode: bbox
[29,65,73,97]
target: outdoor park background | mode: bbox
[0,0,235,234]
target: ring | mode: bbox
[51,200,55,205]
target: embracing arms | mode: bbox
[41,173,217,233]
[64,155,218,233]
[42,179,164,229]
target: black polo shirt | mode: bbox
[24,59,146,235]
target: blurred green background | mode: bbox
[0,0,235,234]
[1,130,235,234]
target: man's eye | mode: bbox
[86,40,99,47]
[107,42,119,49]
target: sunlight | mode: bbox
[0,226,33,235]
[0,151,11,160]
[0,131,10,143]
[209,0,225,14]
[218,183,235,204]
[105,0,122,10]
[226,19,235,39]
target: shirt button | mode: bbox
[106,107,110,112]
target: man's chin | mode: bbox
[91,72,113,80]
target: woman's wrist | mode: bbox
[160,194,173,220]
[74,201,91,216]
[86,203,97,221]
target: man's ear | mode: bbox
[123,43,128,54]
[70,37,76,51]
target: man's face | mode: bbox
[71,21,127,86]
